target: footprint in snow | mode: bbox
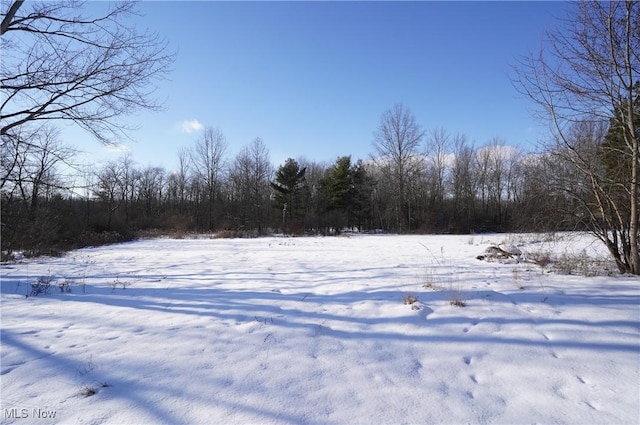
[463,320,480,334]
[1,361,26,375]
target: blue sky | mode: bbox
[75,1,567,170]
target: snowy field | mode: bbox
[1,233,638,424]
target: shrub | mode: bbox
[58,280,72,293]
[421,268,437,289]
[402,294,421,310]
[448,283,466,307]
[449,298,466,307]
[215,229,239,239]
[30,276,54,296]
[110,277,130,291]
[551,251,615,276]
[403,294,419,305]
[527,250,553,269]
[80,386,96,397]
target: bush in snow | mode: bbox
[448,282,466,307]
[110,277,131,291]
[403,294,420,310]
[30,276,54,296]
[58,280,72,293]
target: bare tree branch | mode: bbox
[0,0,23,36]
[0,0,174,145]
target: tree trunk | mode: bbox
[628,125,639,274]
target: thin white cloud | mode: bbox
[105,143,130,153]
[179,119,204,134]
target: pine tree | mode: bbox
[318,156,353,232]
[326,156,353,212]
[350,159,374,230]
[319,156,374,232]
[271,158,308,226]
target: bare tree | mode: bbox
[96,160,125,232]
[1,1,173,144]
[514,1,639,274]
[485,138,511,226]
[229,138,273,232]
[450,133,476,231]
[0,124,76,255]
[117,153,138,226]
[1,125,74,209]
[190,127,228,230]
[372,103,425,232]
[475,144,492,217]
[169,148,191,213]
[137,165,165,219]
[425,128,451,205]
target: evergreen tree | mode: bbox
[325,156,353,212]
[350,159,374,230]
[319,156,353,232]
[319,156,374,232]
[271,158,308,228]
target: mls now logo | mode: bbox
[5,408,57,419]
[4,409,28,419]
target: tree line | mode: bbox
[0,113,590,256]
[1,1,638,273]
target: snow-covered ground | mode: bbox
[1,233,638,424]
